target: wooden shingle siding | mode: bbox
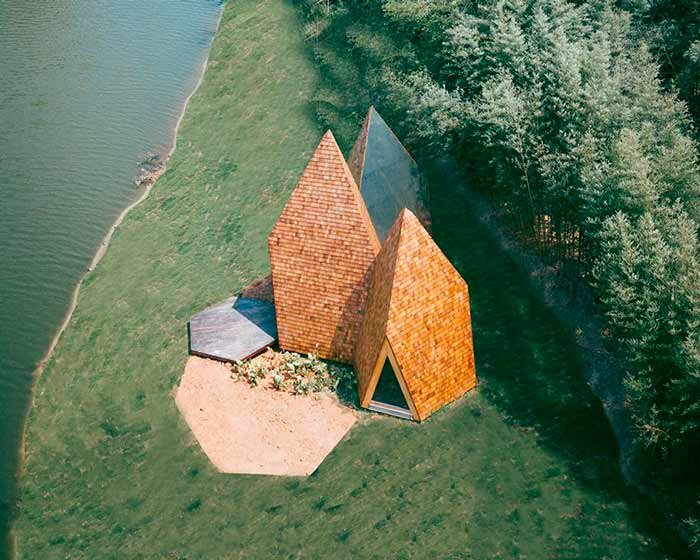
[353,219,401,397]
[354,209,477,421]
[268,131,380,363]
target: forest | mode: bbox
[301,0,700,551]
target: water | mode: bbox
[0,1,221,556]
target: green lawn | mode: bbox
[17,1,680,558]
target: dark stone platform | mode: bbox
[188,297,277,362]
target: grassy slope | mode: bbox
[17,1,678,558]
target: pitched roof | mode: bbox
[354,209,476,421]
[268,131,380,363]
[347,107,423,242]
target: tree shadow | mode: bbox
[426,162,693,558]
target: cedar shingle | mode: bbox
[268,131,380,362]
[354,209,476,421]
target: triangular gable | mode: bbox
[355,209,476,421]
[268,131,380,363]
[361,338,418,420]
[347,107,423,242]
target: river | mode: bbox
[0,1,222,556]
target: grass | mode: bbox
[17,0,684,558]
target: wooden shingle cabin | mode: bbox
[268,108,477,421]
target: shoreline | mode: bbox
[8,6,224,557]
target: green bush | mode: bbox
[229,351,350,395]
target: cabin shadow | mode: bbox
[425,162,614,475]
[327,360,360,409]
[426,162,692,557]
[232,297,277,339]
[329,266,373,411]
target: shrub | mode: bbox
[228,351,348,395]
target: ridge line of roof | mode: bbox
[357,110,371,187]
[328,129,381,254]
[270,130,381,253]
[381,209,408,332]
[400,208,469,290]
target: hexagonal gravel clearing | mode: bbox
[175,356,357,476]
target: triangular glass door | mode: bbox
[372,358,410,411]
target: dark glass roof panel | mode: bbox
[359,108,421,241]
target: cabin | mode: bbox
[267,130,380,363]
[189,107,476,421]
[353,209,476,421]
[267,110,476,421]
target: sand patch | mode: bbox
[175,356,357,476]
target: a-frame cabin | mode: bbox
[354,209,477,421]
[268,131,380,363]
